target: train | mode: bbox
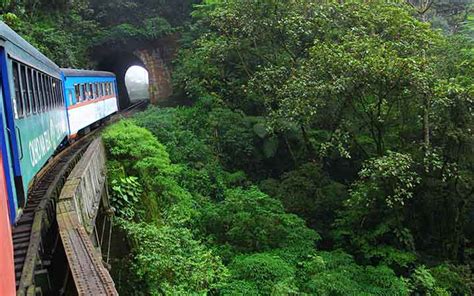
[0,22,118,294]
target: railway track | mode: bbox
[13,134,94,295]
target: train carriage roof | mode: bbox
[61,68,116,78]
[0,22,60,73]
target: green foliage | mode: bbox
[93,17,173,46]
[200,187,319,255]
[222,253,297,295]
[335,152,420,267]
[300,251,409,295]
[260,163,347,240]
[119,220,228,295]
[103,120,196,225]
[429,264,472,295]
[99,0,473,293]
[1,1,98,67]
[110,176,142,220]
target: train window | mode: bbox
[34,70,41,113]
[52,78,58,107]
[98,83,102,97]
[74,84,80,103]
[101,83,105,96]
[79,84,84,102]
[27,68,36,114]
[57,80,63,106]
[51,80,57,107]
[43,75,49,109]
[46,76,52,109]
[20,65,31,116]
[90,83,95,99]
[68,90,73,106]
[51,79,61,107]
[12,62,23,118]
[50,77,56,107]
[95,83,100,97]
[40,74,47,110]
[91,83,95,99]
[58,80,64,107]
[34,71,42,113]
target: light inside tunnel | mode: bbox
[125,66,149,102]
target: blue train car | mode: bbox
[0,22,68,220]
[0,20,69,294]
[61,69,118,138]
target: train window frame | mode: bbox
[25,67,33,115]
[40,74,47,111]
[79,84,84,102]
[43,75,49,110]
[74,84,80,104]
[50,77,56,108]
[34,71,42,113]
[97,82,104,98]
[52,77,57,108]
[12,62,24,118]
[19,65,31,116]
[68,89,73,106]
[26,68,36,114]
[34,71,40,113]
[90,83,95,100]
[57,79,63,107]
[45,76,52,110]
[59,80,65,107]
[51,79,56,107]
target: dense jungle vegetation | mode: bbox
[2,0,473,295]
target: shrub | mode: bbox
[119,220,228,295]
[221,253,297,295]
[200,187,319,255]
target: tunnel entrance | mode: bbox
[94,50,143,109]
[125,66,149,102]
[91,35,179,109]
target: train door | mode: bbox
[0,47,23,219]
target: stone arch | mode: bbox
[92,35,178,109]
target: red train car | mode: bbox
[0,149,15,295]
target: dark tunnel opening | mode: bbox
[94,50,147,110]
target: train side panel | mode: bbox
[15,110,68,189]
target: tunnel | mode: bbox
[94,50,145,109]
[91,35,178,109]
